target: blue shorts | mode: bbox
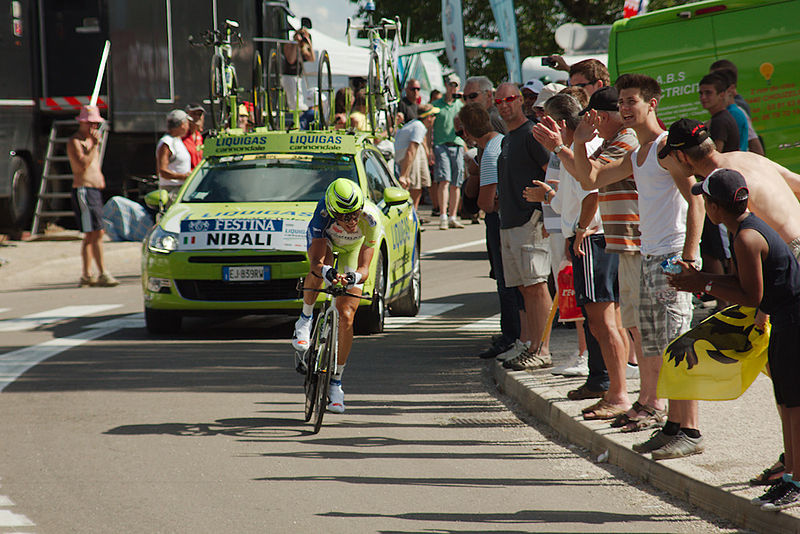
[568,234,619,306]
[433,144,465,187]
[71,187,104,232]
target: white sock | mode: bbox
[301,303,314,317]
[333,364,345,381]
[440,213,447,220]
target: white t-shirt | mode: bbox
[393,120,427,168]
[156,134,191,187]
[542,152,562,234]
[551,137,604,238]
[631,131,688,256]
[479,134,504,187]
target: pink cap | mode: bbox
[76,105,105,123]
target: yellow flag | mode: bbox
[657,305,770,401]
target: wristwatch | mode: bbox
[553,144,566,154]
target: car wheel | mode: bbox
[0,155,34,231]
[389,242,421,317]
[145,307,182,334]
[355,249,385,334]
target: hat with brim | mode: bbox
[533,83,566,108]
[418,106,440,119]
[691,168,749,205]
[579,86,619,116]
[76,105,105,123]
[522,78,545,95]
[658,118,710,159]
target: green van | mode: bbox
[608,0,800,171]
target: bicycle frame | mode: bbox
[196,19,241,130]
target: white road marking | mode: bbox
[0,308,10,314]
[385,303,461,329]
[0,305,122,332]
[0,495,13,506]
[458,313,501,331]
[422,239,485,257]
[0,509,35,527]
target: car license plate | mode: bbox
[223,266,270,281]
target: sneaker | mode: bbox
[448,217,465,229]
[651,431,705,460]
[292,314,313,352]
[751,480,792,506]
[503,349,552,371]
[78,275,96,287]
[761,481,800,511]
[632,429,673,454]
[327,380,345,413]
[626,363,640,379]
[439,217,449,230]
[496,339,530,361]
[94,273,119,287]
[478,340,513,359]
[552,350,589,376]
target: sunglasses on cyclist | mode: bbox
[464,91,484,101]
[494,94,520,105]
[334,211,361,223]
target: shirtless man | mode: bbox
[67,105,118,287]
[659,118,800,255]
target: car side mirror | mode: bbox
[144,189,170,211]
[383,186,410,207]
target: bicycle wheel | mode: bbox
[252,50,266,127]
[303,312,325,422]
[209,53,226,130]
[366,53,380,136]
[313,309,338,433]
[316,50,333,129]
[383,61,401,133]
[266,48,283,130]
[228,67,239,128]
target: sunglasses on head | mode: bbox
[494,94,520,105]
[464,91,483,101]
[334,211,361,223]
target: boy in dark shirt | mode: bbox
[668,168,800,511]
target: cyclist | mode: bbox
[292,178,381,413]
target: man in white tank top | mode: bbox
[573,74,705,461]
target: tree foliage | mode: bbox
[350,0,698,85]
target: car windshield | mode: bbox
[181,153,358,203]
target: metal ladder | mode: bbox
[31,120,109,235]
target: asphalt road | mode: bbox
[0,222,739,533]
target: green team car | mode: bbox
[141,130,421,334]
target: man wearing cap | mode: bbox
[538,87,646,427]
[571,74,704,460]
[431,73,466,230]
[67,105,119,288]
[661,118,800,260]
[521,78,544,121]
[156,109,192,196]
[394,104,439,211]
[183,103,205,170]
[532,83,566,122]
[668,169,800,510]
[398,78,421,125]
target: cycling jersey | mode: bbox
[306,198,382,251]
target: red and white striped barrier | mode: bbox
[39,96,108,111]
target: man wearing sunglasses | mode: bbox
[569,59,610,98]
[493,82,553,369]
[398,78,421,125]
[462,76,507,135]
[293,178,382,413]
[431,73,467,230]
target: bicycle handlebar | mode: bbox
[300,286,373,300]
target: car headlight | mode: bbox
[148,226,179,254]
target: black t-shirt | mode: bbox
[707,109,740,153]
[398,97,418,124]
[497,120,549,229]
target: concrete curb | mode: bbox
[492,363,800,534]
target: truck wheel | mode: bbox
[0,155,34,231]
[145,307,182,334]
[355,249,385,334]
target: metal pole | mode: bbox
[90,40,111,106]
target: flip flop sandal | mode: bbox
[620,404,666,433]
[583,400,628,421]
[750,453,786,486]
[610,401,643,428]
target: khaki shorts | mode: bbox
[618,252,642,329]
[500,210,550,288]
[407,144,431,190]
[639,252,692,357]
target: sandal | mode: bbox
[750,453,786,486]
[619,404,666,433]
[583,399,628,421]
[568,384,606,401]
[610,401,643,428]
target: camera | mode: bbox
[541,56,556,67]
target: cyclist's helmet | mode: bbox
[325,178,364,216]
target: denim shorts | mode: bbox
[433,144,465,187]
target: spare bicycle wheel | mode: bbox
[209,53,226,130]
[266,48,283,130]
[366,53,381,136]
[316,50,333,129]
[252,50,267,127]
